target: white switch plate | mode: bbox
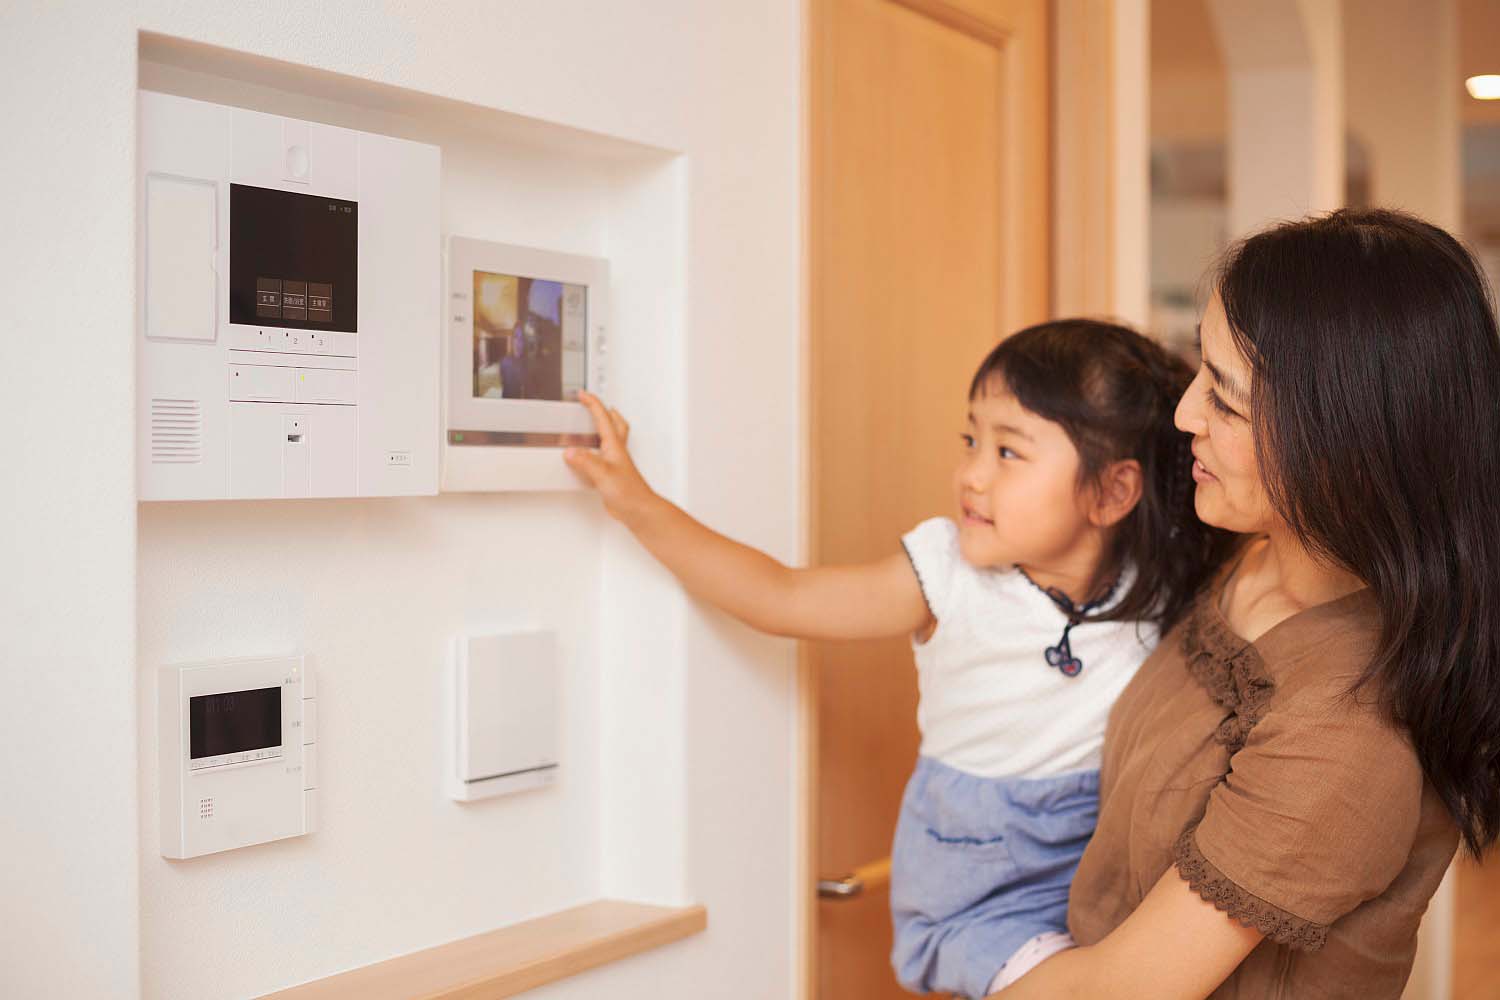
[447,630,559,802]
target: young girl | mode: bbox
[564,320,1232,998]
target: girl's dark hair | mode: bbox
[1215,207,1500,856]
[970,319,1236,634]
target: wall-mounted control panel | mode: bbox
[447,631,559,801]
[159,654,317,859]
[137,91,440,500]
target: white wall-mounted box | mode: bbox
[447,631,560,802]
[137,91,441,500]
[159,654,317,859]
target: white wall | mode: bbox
[0,4,142,999]
[1,3,802,999]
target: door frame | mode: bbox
[795,1,1143,995]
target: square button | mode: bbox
[282,280,307,322]
[308,282,332,323]
[256,277,282,319]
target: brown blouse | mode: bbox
[1067,570,1459,998]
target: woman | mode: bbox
[996,208,1500,998]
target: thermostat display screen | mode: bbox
[190,687,282,759]
[471,270,586,402]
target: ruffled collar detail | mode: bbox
[1181,590,1275,753]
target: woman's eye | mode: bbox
[1206,384,1238,418]
[998,446,1018,459]
[960,433,976,449]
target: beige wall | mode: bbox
[1151,0,1226,144]
[1346,0,1462,229]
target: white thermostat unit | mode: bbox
[442,237,609,492]
[447,631,560,801]
[159,654,317,859]
[137,91,440,500]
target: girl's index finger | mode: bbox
[577,390,619,446]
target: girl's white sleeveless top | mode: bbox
[901,516,1157,779]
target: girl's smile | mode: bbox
[961,504,994,526]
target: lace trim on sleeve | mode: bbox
[1173,826,1329,952]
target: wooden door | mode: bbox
[807,1,1050,996]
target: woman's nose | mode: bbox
[1175,371,1205,434]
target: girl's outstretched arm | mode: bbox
[564,391,931,641]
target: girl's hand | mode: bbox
[564,390,657,524]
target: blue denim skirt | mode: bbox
[889,756,1099,998]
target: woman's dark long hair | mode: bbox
[1216,207,1500,855]
[971,320,1237,634]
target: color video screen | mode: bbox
[471,270,586,402]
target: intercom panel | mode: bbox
[159,654,318,859]
[137,91,440,500]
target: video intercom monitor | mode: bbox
[446,237,609,448]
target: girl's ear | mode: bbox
[1089,458,1143,528]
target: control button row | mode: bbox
[188,747,282,770]
[228,327,355,358]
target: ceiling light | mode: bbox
[1467,75,1500,100]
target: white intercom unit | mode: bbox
[137,91,440,500]
[446,631,560,801]
[159,654,317,859]
[442,237,609,492]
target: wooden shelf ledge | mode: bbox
[259,900,708,1000]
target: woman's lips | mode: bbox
[1192,458,1217,483]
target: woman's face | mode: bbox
[1175,293,1277,534]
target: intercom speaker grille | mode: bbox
[198,797,214,820]
[150,398,202,464]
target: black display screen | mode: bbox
[190,687,282,759]
[229,183,357,332]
